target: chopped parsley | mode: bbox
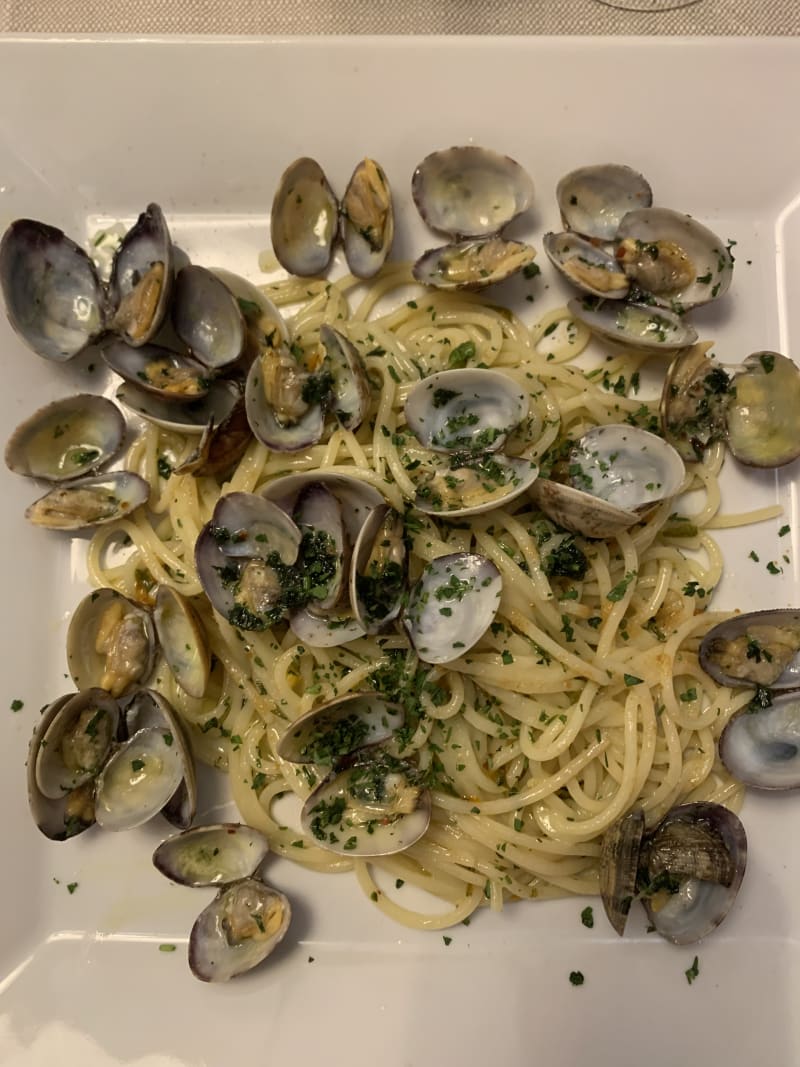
[10,699,23,712]
[580,906,594,929]
[607,571,636,602]
[685,956,700,985]
[569,971,585,986]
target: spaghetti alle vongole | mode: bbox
[83,265,759,931]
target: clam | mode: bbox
[412,146,534,239]
[34,688,120,800]
[404,369,528,453]
[209,268,289,347]
[102,340,210,402]
[94,726,189,832]
[195,494,302,631]
[341,157,394,278]
[350,504,407,632]
[153,586,211,699]
[276,692,404,766]
[615,208,734,309]
[172,394,253,478]
[288,606,366,648]
[271,157,338,277]
[413,237,536,292]
[321,324,372,431]
[153,823,270,887]
[567,297,697,352]
[725,351,800,468]
[244,338,326,452]
[532,425,685,539]
[5,394,125,482]
[599,808,644,936]
[699,610,800,690]
[116,378,241,435]
[171,265,246,371]
[27,694,99,841]
[543,232,629,300]
[0,218,106,361]
[719,692,800,790]
[189,878,291,982]
[67,588,157,698]
[556,163,653,242]
[25,470,150,531]
[292,483,347,612]
[659,342,730,462]
[413,452,539,519]
[600,802,747,945]
[639,803,747,945]
[403,552,502,665]
[300,748,431,857]
[108,203,174,346]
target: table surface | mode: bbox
[1,0,798,36]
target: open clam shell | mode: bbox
[116,378,241,435]
[300,750,431,857]
[403,552,502,664]
[341,157,394,278]
[212,492,302,563]
[0,218,106,361]
[172,394,252,479]
[725,351,800,468]
[5,394,125,482]
[640,803,747,945]
[153,824,270,887]
[153,586,211,699]
[102,340,211,402]
[67,587,157,698]
[412,146,534,239]
[277,692,404,766]
[533,425,685,539]
[189,878,291,982]
[719,691,800,790]
[404,369,528,453]
[616,207,733,309]
[350,504,407,632]
[34,688,120,800]
[556,163,653,241]
[293,482,347,612]
[209,268,289,347]
[108,203,174,347]
[414,452,539,519]
[288,606,366,648]
[172,265,246,370]
[244,341,326,452]
[567,297,697,352]
[271,157,338,277]
[94,725,187,831]
[599,807,645,936]
[321,324,371,431]
[660,342,730,462]
[25,471,150,531]
[543,232,629,300]
[699,609,800,690]
[27,695,98,840]
[413,237,536,292]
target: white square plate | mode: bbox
[2,35,800,1067]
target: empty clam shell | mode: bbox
[94,726,187,831]
[321,324,371,431]
[209,268,289,346]
[153,824,270,887]
[341,157,394,278]
[719,692,800,790]
[412,146,534,238]
[172,265,246,370]
[116,379,241,435]
[350,504,407,632]
[153,586,211,699]
[404,369,528,453]
[108,203,174,347]
[300,751,431,857]
[699,609,800,690]
[413,237,536,292]
[172,394,252,479]
[616,207,733,309]
[277,692,404,765]
[271,157,338,277]
[5,394,125,482]
[543,232,629,300]
[293,482,346,612]
[556,164,652,241]
[261,472,384,544]
[25,470,150,531]
[404,552,502,664]
[0,218,106,361]
[725,352,800,468]
[189,878,291,982]
[599,807,645,936]
[567,298,697,351]
[660,342,730,462]
[289,606,367,648]
[414,452,539,519]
